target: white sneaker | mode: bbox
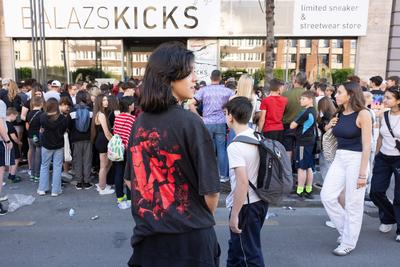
[379,224,393,233]
[0,195,8,202]
[118,201,131,210]
[37,190,46,196]
[96,184,111,192]
[62,172,73,181]
[99,187,115,195]
[325,221,336,229]
[51,191,62,197]
[332,245,353,256]
[219,176,230,183]
[2,182,5,186]
[396,235,400,242]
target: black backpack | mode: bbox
[233,133,293,204]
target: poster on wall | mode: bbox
[187,39,219,84]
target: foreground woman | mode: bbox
[124,42,220,267]
[321,82,372,256]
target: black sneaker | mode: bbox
[304,191,314,199]
[0,203,7,215]
[8,176,22,183]
[83,183,93,190]
[75,182,83,190]
[296,191,305,199]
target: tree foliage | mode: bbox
[331,68,354,85]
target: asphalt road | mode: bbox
[0,177,399,267]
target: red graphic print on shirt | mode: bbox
[130,127,189,220]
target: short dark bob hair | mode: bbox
[223,97,253,124]
[140,42,195,113]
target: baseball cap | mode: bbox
[2,78,10,85]
[51,80,61,87]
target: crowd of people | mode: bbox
[0,41,399,266]
[0,78,140,211]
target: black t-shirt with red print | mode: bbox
[125,105,220,245]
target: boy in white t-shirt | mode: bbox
[223,97,268,267]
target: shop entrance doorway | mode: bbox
[123,38,187,79]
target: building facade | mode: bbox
[0,0,394,84]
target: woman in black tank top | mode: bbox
[320,82,372,256]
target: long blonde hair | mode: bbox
[7,80,18,101]
[236,74,254,99]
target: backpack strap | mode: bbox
[232,135,260,145]
[29,110,40,125]
[384,111,396,139]
[231,134,261,203]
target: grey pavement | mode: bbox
[0,171,399,267]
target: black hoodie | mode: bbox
[40,113,68,150]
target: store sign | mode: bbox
[3,0,221,37]
[292,0,369,36]
[3,0,370,38]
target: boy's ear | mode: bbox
[226,113,233,124]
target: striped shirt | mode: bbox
[113,113,136,148]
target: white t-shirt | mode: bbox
[44,91,60,102]
[0,100,7,141]
[226,128,261,208]
[380,111,400,156]
[316,95,324,104]
[25,91,32,101]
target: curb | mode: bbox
[217,193,323,208]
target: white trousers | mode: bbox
[321,150,368,249]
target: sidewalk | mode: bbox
[218,182,323,208]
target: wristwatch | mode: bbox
[4,140,11,144]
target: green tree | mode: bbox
[72,68,112,83]
[15,67,32,80]
[221,69,248,81]
[331,68,354,85]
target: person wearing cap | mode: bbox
[44,80,61,102]
[0,79,10,97]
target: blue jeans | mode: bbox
[205,123,228,177]
[38,147,64,194]
[227,201,269,267]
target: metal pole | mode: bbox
[40,0,47,82]
[121,39,125,81]
[29,0,37,79]
[33,0,40,82]
[285,39,289,82]
[65,40,71,84]
[38,0,43,83]
[63,39,68,83]
[317,40,320,81]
